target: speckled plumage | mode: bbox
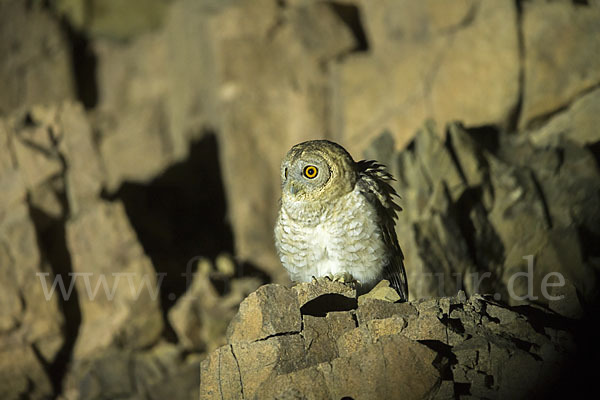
[274,140,408,300]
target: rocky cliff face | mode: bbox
[1,0,599,399]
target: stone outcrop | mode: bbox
[383,121,600,311]
[0,104,165,399]
[520,1,600,127]
[0,0,75,114]
[1,0,599,398]
[201,280,575,399]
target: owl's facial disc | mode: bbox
[280,155,331,198]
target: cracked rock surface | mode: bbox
[1,0,600,398]
[201,280,575,399]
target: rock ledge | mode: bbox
[200,280,573,399]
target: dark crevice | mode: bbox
[350,311,359,327]
[480,304,501,324]
[103,132,235,341]
[525,82,600,130]
[229,346,245,399]
[577,225,600,260]
[209,262,270,297]
[507,0,525,133]
[440,314,466,336]
[454,187,482,265]
[529,170,553,229]
[507,303,574,334]
[511,337,542,361]
[26,0,51,10]
[300,294,358,317]
[525,103,571,131]
[62,22,98,109]
[464,125,501,155]
[586,141,600,171]
[454,382,471,397]
[417,340,456,380]
[328,3,369,54]
[28,200,81,398]
[22,112,36,127]
[444,127,469,185]
[454,189,505,295]
[257,331,301,342]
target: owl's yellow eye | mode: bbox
[303,165,318,179]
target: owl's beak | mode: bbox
[287,181,302,196]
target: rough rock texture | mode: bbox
[60,342,200,400]
[0,104,167,399]
[2,0,596,287]
[1,111,64,399]
[92,0,217,192]
[1,0,599,398]
[386,121,600,310]
[201,281,574,399]
[340,0,519,150]
[67,200,164,359]
[528,87,600,147]
[0,0,75,114]
[168,256,262,352]
[520,1,600,127]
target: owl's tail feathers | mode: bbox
[384,259,409,302]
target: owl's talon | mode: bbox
[332,272,357,286]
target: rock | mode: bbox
[0,119,27,210]
[528,87,600,147]
[337,0,519,152]
[318,334,441,400]
[57,102,104,213]
[2,101,103,214]
[0,0,74,114]
[0,346,54,400]
[200,334,308,400]
[226,284,301,343]
[356,297,417,325]
[385,121,599,306]
[293,279,357,309]
[303,312,356,365]
[358,279,401,302]
[93,0,218,191]
[0,202,64,400]
[1,1,598,397]
[429,0,520,130]
[10,114,63,190]
[168,256,262,351]
[520,1,600,126]
[66,200,163,359]
[54,0,169,40]
[548,279,585,320]
[60,342,199,400]
[201,282,574,399]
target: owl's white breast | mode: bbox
[274,185,388,286]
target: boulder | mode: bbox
[200,282,574,399]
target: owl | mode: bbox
[274,140,408,301]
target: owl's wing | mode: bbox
[356,160,409,301]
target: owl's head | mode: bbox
[279,140,357,205]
